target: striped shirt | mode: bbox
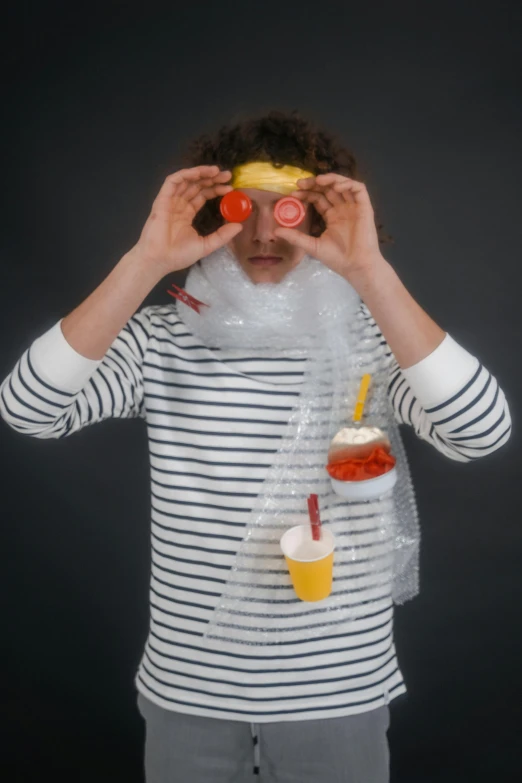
[0,302,511,722]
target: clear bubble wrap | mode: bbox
[180,249,420,648]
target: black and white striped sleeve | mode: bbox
[386,332,511,462]
[0,308,151,440]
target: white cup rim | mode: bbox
[280,524,335,562]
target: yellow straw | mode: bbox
[353,374,372,422]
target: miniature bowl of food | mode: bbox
[327,426,397,501]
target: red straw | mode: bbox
[307,493,322,541]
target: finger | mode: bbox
[291,189,335,217]
[292,185,343,209]
[151,173,200,212]
[167,165,224,185]
[201,222,243,255]
[175,179,207,200]
[182,178,229,202]
[165,171,232,204]
[190,184,234,213]
[213,169,234,182]
[157,167,230,200]
[151,168,232,216]
[332,182,357,204]
[333,180,372,209]
[294,176,318,190]
[273,226,319,256]
[296,173,352,191]
[315,173,360,204]
[322,186,344,208]
[315,172,354,186]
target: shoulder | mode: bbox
[135,303,202,354]
[139,302,179,320]
[136,303,186,332]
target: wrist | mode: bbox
[123,246,168,286]
[343,253,394,298]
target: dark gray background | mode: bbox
[1,1,521,781]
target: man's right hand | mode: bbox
[132,165,242,275]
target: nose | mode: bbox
[252,205,278,245]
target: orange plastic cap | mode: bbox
[220,190,253,222]
[274,196,306,228]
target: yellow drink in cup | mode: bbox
[280,525,336,602]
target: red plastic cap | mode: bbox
[220,191,252,222]
[274,196,306,228]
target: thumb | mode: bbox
[201,223,243,255]
[273,227,318,255]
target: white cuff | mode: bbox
[30,319,103,393]
[401,333,480,409]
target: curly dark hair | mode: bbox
[180,109,394,245]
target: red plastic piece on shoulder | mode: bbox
[166,283,208,314]
[274,196,306,228]
[219,190,253,222]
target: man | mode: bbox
[0,110,511,782]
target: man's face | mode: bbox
[226,188,313,284]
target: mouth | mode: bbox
[248,255,284,267]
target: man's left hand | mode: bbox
[274,173,386,281]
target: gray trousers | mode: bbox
[137,693,390,783]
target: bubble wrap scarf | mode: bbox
[177,247,420,647]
